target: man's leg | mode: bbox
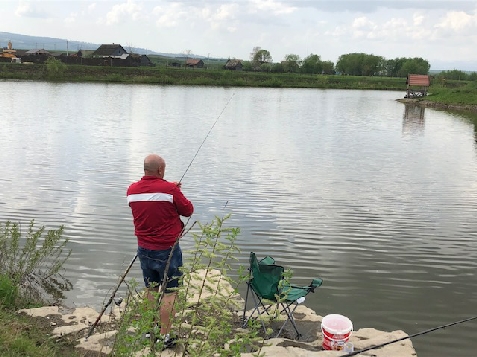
[160,292,177,335]
[143,281,178,336]
[144,286,159,324]
[139,245,182,340]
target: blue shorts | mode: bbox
[137,245,183,293]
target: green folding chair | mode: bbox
[242,252,323,339]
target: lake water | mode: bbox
[1,81,476,356]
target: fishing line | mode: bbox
[179,92,235,183]
[88,93,236,338]
[341,314,477,356]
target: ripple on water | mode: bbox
[1,84,477,357]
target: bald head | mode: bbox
[144,154,166,178]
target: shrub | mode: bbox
[45,57,67,79]
[0,274,18,308]
[0,221,72,307]
[111,215,263,357]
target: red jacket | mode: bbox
[127,176,194,250]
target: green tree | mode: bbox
[362,54,385,76]
[385,57,408,77]
[301,54,322,74]
[337,53,386,76]
[241,61,253,71]
[437,69,468,81]
[45,57,67,78]
[260,62,272,72]
[397,57,430,77]
[270,62,284,73]
[321,60,335,75]
[251,49,272,70]
[282,54,301,73]
[249,46,261,62]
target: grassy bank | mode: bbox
[426,81,477,106]
[398,81,477,113]
[0,221,89,356]
[1,62,406,89]
[2,62,477,112]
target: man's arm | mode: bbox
[173,186,194,217]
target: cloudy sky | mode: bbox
[2,0,477,70]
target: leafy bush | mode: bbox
[111,215,263,357]
[45,57,67,78]
[0,274,18,309]
[0,221,72,307]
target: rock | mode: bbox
[17,269,418,356]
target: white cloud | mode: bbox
[152,3,239,32]
[324,26,349,38]
[202,4,239,30]
[88,3,97,13]
[291,0,477,14]
[413,13,424,26]
[65,12,77,24]
[352,16,374,29]
[15,1,48,18]
[213,4,238,21]
[153,3,189,28]
[249,0,296,15]
[351,16,379,39]
[435,11,477,31]
[106,0,143,25]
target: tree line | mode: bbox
[433,69,477,81]
[238,47,436,77]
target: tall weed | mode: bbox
[111,215,263,357]
[0,221,72,306]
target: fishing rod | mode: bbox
[179,92,235,183]
[87,93,235,339]
[86,222,197,339]
[341,314,477,356]
[177,92,235,229]
[86,254,137,339]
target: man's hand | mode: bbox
[172,181,182,188]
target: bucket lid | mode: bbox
[321,314,353,334]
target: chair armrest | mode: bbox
[310,278,323,288]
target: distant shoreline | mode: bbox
[397,98,477,114]
[2,62,477,114]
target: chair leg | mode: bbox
[250,292,268,334]
[242,282,251,325]
[276,303,301,340]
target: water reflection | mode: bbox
[402,104,425,135]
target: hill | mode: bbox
[0,31,210,59]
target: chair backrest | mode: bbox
[249,252,284,301]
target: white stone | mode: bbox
[16,269,418,357]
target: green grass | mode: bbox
[426,81,477,106]
[0,307,93,357]
[0,221,82,357]
[2,63,476,110]
[0,63,404,89]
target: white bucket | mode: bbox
[321,314,353,351]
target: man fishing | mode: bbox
[127,153,194,348]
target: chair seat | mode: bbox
[242,252,323,340]
[282,286,310,302]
